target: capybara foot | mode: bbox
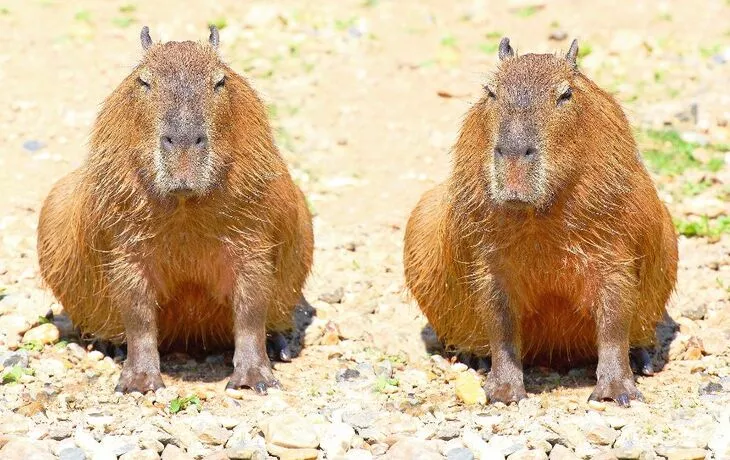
[629,347,655,376]
[226,364,280,395]
[484,376,527,405]
[115,367,164,393]
[266,331,292,362]
[589,377,644,407]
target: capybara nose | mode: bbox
[160,131,208,152]
[494,144,537,159]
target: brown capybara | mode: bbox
[404,38,678,406]
[37,26,313,394]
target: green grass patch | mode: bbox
[674,216,730,240]
[169,395,201,414]
[74,10,92,23]
[637,129,728,176]
[440,34,458,49]
[112,16,135,28]
[119,4,136,13]
[577,42,593,58]
[2,366,34,385]
[513,5,540,17]
[210,17,228,30]
[19,340,44,352]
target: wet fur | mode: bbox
[37,41,313,353]
[404,52,678,368]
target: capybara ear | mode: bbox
[498,37,515,60]
[566,39,579,68]
[208,25,219,49]
[140,26,152,51]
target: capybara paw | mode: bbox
[226,365,280,395]
[484,380,527,405]
[115,368,164,394]
[629,347,655,376]
[266,331,292,362]
[589,378,644,407]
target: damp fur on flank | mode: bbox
[36,25,314,394]
[403,37,678,406]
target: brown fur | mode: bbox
[37,32,312,360]
[404,40,677,403]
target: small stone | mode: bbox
[549,30,568,41]
[161,444,194,460]
[266,443,319,460]
[588,400,606,411]
[585,423,619,446]
[699,382,723,395]
[342,410,377,429]
[463,430,505,460]
[22,323,60,345]
[87,350,104,361]
[320,423,355,458]
[59,447,87,460]
[682,305,707,321]
[0,438,55,460]
[508,449,548,460]
[192,420,231,445]
[120,449,160,460]
[489,435,526,457]
[1,350,29,368]
[36,357,66,377]
[0,314,32,338]
[0,413,32,435]
[66,343,87,360]
[447,447,475,460]
[336,368,362,382]
[455,372,486,405]
[99,435,138,456]
[345,448,373,460]
[263,415,319,449]
[387,438,442,460]
[202,452,229,460]
[224,388,246,399]
[655,446,708,460]
[49,424,74,440]
[318,287,344,304]
[698,329,729,355]
[590,453,618,460]
[548,445,579,460]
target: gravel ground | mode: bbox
[1,1,730,459]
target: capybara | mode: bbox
[403,38,678,406]
[37,26,313,394]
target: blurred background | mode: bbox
[0,1,729,458]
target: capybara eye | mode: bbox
[557,87,572,106]
[484,86,497,99]
[137,76,151,91]
[214,76,225,91]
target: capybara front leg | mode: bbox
[484,290,526,404]
[115,291,164,393]
[590,286,643,407]
[227,272,280,395]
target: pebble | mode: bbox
[0,438,55,460]
[0,413,32,434]
[266,443,319,460]
[708,410,730,458]
[319,423,355,458]
[1,350,29,368]
[454,372,487,405]
[263,414,319,449]
[447,447,475,460]
[161,444,194,460]
[489,435,526,457]
[120,449,160,460]
[345,448,374,460]
[584,423,619,446]
[342,410,377,429]
[192,418,231,445]
[507,449,548,460]
[65,342,87,360]
[318,287,344,304]
[387,438,442,460]
[548,445,579,460]
[87,350,104,361]
[59,447,87,460]
[463,429,505,460]
[0,314,31,338]
[99,435,138,456]
[35,357,66,377]
[655,446,708,460]
[22,323,60,344]
[588,400,607,411]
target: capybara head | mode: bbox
[481,38,582,209]
[131,26,226,197]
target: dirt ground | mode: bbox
[1,1,730,459]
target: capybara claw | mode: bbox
[115,370,165,394]
[266,332,293,363]
[629,347,655,376]
[589,378,643,407]
[227,367,280,395]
